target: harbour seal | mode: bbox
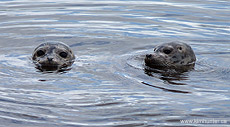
[32,41,75,71]
[145,42,196,71]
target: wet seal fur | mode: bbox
[32,41,75,72]
[145,42,196,72]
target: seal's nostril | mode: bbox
[47,58,53,62]
[146,54,152,58]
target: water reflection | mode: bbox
[144,67,190,86]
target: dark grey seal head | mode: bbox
[32,41,75,71]
[145,42,196,71]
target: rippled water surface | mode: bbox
[0,0,230,126]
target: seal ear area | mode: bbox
[177,45,187,53]
[177,46,183,51]
[68,49,75,59]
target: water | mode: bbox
[0,0,230,126]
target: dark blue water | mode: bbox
[0,0,230,126]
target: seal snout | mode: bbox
[47,57,53,62]
[145,54,156,67]
[146,54,152,58]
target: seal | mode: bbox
[145,42,196,71]
[32,41,75,71]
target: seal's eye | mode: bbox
[59,52,68,58]
[36,50,45,57]
[178,47,182,50]
[163,49,172,54]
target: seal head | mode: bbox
[145,42,196,71]
[32,41,75,71]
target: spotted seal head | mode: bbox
[32,41,75,71]
[145,42,196,71]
